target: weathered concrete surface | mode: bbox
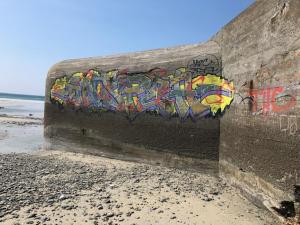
[212,0,300,203]
[44,0,300,216]
[45,41,222,173]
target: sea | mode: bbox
[0,92,44,101]
[0,92,44,118]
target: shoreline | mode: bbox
[0,115,43,125]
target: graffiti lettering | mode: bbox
[50,57,234,122]
[187,54,221,75]
[249,86,296,114]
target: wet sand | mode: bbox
[0,116,43,153]
[0,98,44,154]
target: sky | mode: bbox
[0,0,254,96]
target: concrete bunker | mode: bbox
[45,0,300,221]
[45,41,227,173]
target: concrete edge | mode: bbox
[219,159,294,223]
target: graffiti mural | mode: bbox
[50,56,234,122]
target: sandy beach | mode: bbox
[0,150,281,225]
[0,98,282,225]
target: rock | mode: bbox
[159,197,169,203]
[41,216,50,222]
[61,202,75,210]
[104,199,111,204]
[59,194,69,200]
[151,206,158,211]
[96,188,103,192]
[126,211,134,217]
[210,191,219,196]
[106,212,115,218]
[28,213,37,218]
[202,196,214,202]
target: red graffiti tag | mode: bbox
[250,86,296,113]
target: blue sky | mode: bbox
[0,0,254,95]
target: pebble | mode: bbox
[0,153,228,224]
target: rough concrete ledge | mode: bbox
[219,160,291,205]
[44,137,219,175]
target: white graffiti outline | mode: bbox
[279,115,298,136]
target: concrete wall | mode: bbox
[45,41,234,173]
[212,0,300,203]
[44,0,300,208]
